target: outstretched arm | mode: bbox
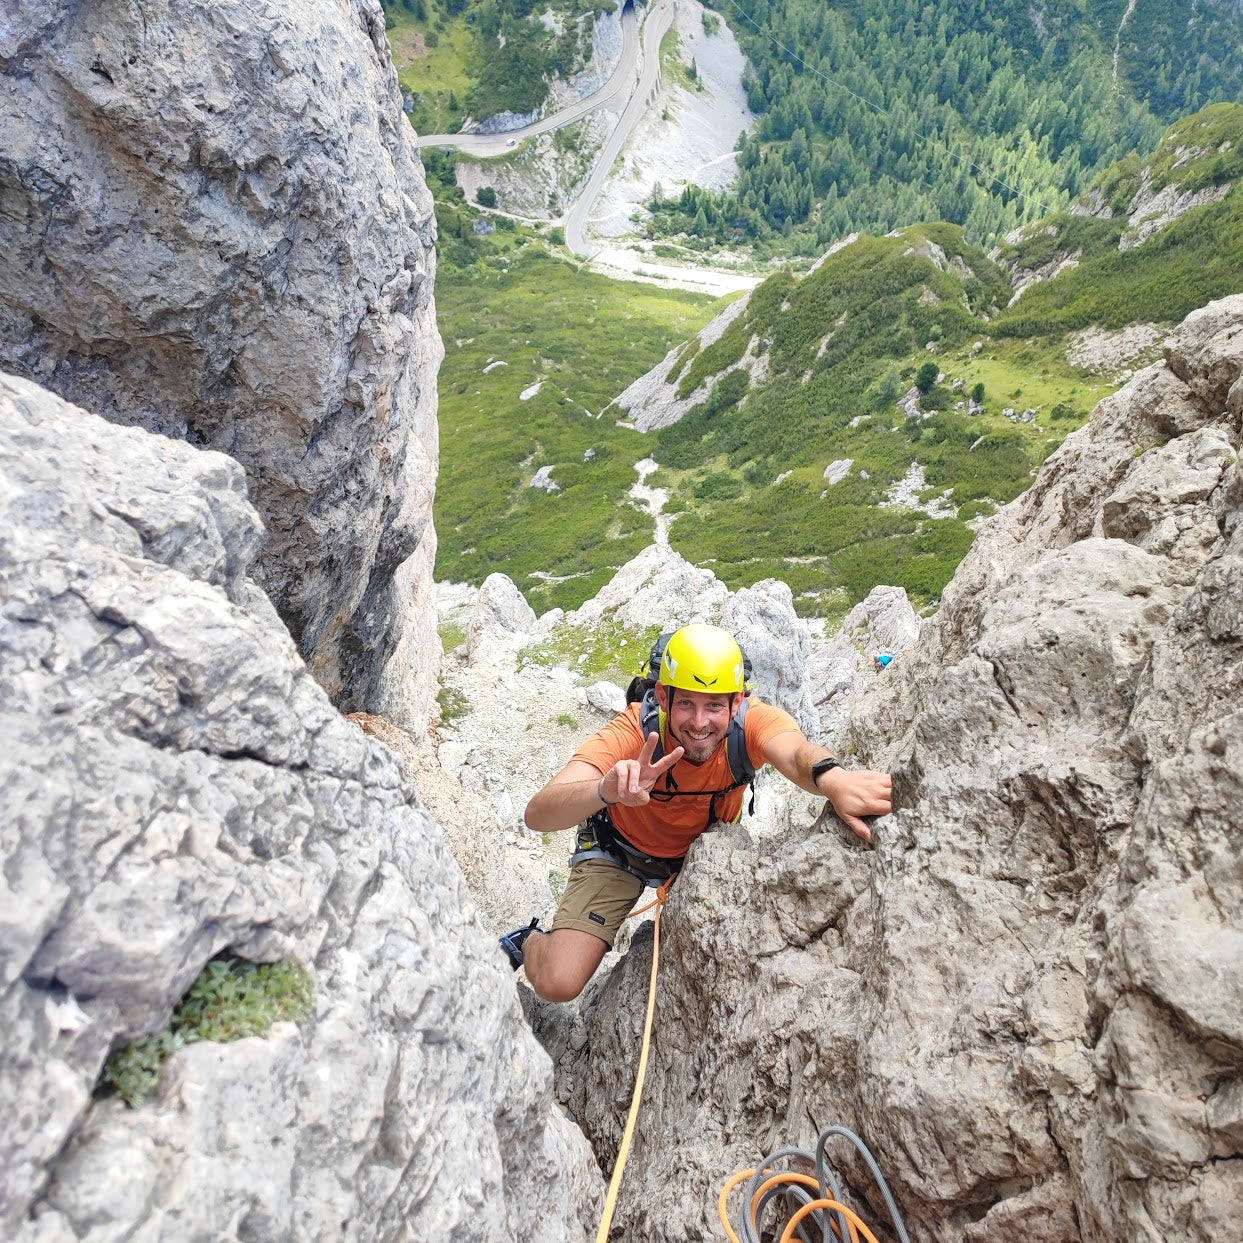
[524,733,685,832]
[762,730,892,843]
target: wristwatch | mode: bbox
[811,757,843,786]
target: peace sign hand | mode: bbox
[600,732,684,807]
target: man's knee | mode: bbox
[529,967,589,1004]
[524,930,604,1002]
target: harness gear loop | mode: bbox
[569,809,683,887]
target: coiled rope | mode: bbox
[589,880,909,1243]
[719,1126,912,1243]
[593,875,675,1243]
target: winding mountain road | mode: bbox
[411,2,674,258]
[412,3,642,162]
[563,3,674,257]
[411,1,760,293]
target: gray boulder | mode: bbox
[0,0,441,732]
[0,373,600,1243]
[465,572,540,665]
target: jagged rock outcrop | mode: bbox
[612,296,751,431]
[466,571,540,663]
[0,373,601,1242]
[0,0,440,730]
[808,584,922,742]
[561,296,1242,1241]
[720,578,816,733]
[564,543,729,632]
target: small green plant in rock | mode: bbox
[555,712,579,728]
[437,684,470,726]
[438,622,467,652]
[101,956,314,1108]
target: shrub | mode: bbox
[437,684,469,725]
[915,361,940,393]
[476,186,497,208]
[693,472,745,501]
[101,956,314,1108]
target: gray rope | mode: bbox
[815,1126,911,1243]
[739,1125,911,1243]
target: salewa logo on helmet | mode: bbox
[693,672,714,687]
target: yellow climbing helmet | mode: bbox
[658,624,747,694]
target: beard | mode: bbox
[668,722,726,765]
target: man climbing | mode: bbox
[502,623,893,1002]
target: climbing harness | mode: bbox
[570,808,685,885]
[593,876,674,1243]
[718,1126,912,1243]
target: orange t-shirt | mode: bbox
[572,698,800,858]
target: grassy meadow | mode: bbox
[433,236,727,614]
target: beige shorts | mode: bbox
[551,859,645,948]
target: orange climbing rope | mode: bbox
[718,1167,880,1243]
[629,872,677,917]
[718,1127,911,1243]
[592,876,675,1243]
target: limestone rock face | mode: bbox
[567,297,1243,1241]
[565,543,729,631]
[612,296,751,431]
[0,374,600,1243]
[0,0,441,731]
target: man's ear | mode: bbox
[654,681,669,711]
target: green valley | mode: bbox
[430,105,1243,617]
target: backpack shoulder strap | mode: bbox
[640,686,756,779]
[639,688,664,762]
[726,696,756,785]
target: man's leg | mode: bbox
[522,928,610,1003]
[514,859,644,1002]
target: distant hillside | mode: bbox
[431,105,1243,617]
[646,0,1243,255]
[623,105,1243,608]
